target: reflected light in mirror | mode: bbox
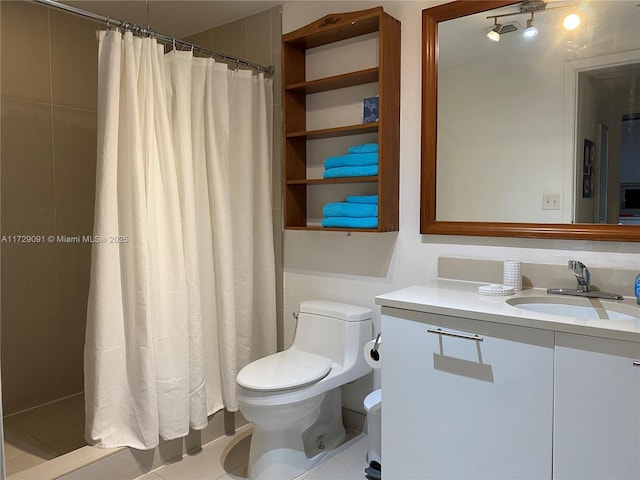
[563,13,580,30]
[487,24,501,41]
[523,14,538,38]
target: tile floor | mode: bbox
[136,427,370,480]
[3,393,86,476]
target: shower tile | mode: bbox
[47,431,87,457]
[269,6,282,64]
[183,29,215,52]
[55,207,94,309]
[53,106,97,208]
[8,395,85,446]
[49,10,98,110]
[2,420,56,461]
[1,311,60,412]
[246,10,271,68]
[56,259,91,316]
[0,205,56,237]
[56,305,88,395]
[0,207,57,332]
[212,18,247,67]
[1,97,55,209]
[56,206,95,237]
[7,403,84,459]
[0,1,52,103]
[1,208,59,414]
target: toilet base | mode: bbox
[246,388,346,480]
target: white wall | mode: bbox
[282,1,640,412]
[437,16,568,223]
[438,59,566,222]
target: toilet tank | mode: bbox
[291,300,373,369]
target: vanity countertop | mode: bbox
[375,279,640,342]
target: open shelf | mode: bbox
[285,67,379,95]
[282,7,400,232]
[285,123,379,140]
[286,176,378,185]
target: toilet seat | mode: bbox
[237,350,332,392]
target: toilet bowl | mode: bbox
[236,300,373,480]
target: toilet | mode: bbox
[236,300,373,480]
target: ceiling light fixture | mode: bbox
[487,18,503,42]
[523,13,539,38]
[486,1,579,42]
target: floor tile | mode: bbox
[217,462,248,480]
[299,457,365,480]
[331,434,368,469]
[149,426,368,480]
[152,426,251,480]
[5,451,52,477]
[135,473,166,480]
[7,393,85,445]
[3,393,86,476]
[3,419,57,459]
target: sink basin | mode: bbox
[506,296,639,321]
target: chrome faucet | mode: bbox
[547,260,623,300]
[569,260,590,292]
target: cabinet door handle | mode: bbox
[427,328,483,342]
[633,361,640,367]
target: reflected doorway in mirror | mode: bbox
[582,139,594,198]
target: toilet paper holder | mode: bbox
[370,332,382,361]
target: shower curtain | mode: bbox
[84,30,276,450]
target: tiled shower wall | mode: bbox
[0,3,284,415]
[0,1,98,415]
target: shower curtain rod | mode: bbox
[32,0,275,75]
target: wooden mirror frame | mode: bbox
[420,0,640,241]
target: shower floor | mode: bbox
[3,393,86,476]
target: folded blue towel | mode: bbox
[323,202,378,218]
[324,153,378,170]
[348,143,379,154]
[321,216,378,228]
[323,165,378,179]
[347,195,378,204]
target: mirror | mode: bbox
[421,0,640,240]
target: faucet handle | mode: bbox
[568,260,590,291]
[568,259,584,271]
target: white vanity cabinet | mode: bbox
[553,332,640,480]
[381,308,555,480]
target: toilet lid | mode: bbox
[237,350,332,391]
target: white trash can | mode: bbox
[364,388,382,476]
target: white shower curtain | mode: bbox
[84,30,276,450]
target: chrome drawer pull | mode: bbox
[633,361,640,367]
[427,328,483,342]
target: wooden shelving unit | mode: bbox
[282,7,401,232]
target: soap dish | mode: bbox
[478,284,515,296]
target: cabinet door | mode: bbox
[381,312,554,480]
[554,332,640,480]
